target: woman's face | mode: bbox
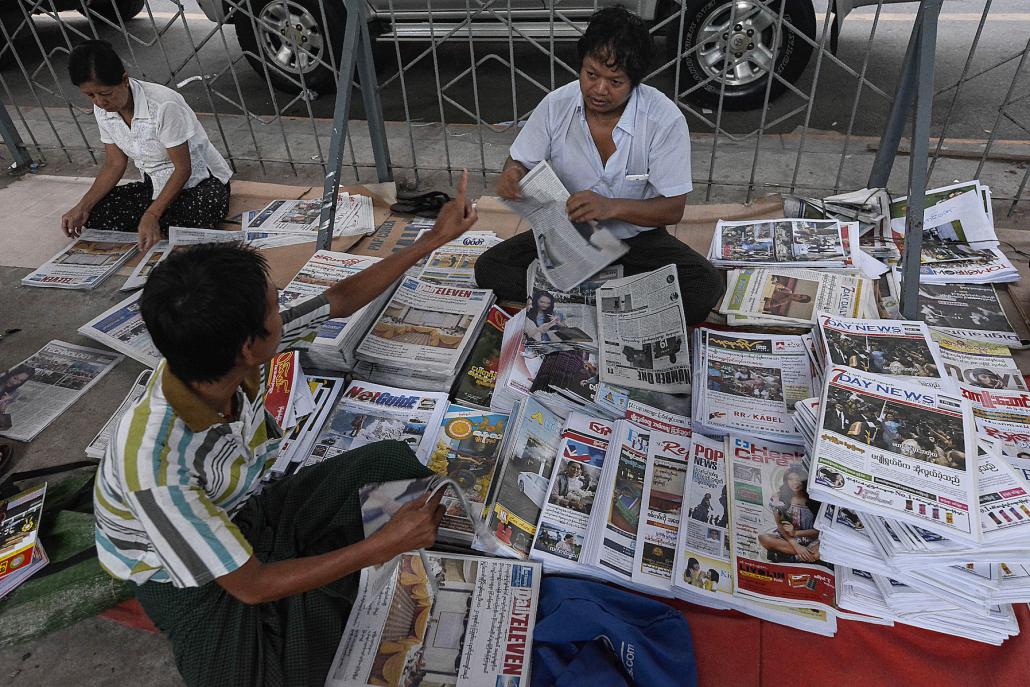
[537,294,553,312]
[4,373,29,389]
[79,76,130,113]
[787,473,803,493]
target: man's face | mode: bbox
[579,53,633,116]
[247,280,284,365]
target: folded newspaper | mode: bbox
[720,267,875,327]
[708,218,853,269]
[77,290,162,368]
[246,193,374,237]
[22,229,138,290]
[85,370,152,459]
[504,161,627,291]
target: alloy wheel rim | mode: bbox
[258,1,325,75]
[696,0,780,88]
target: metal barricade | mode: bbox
[0,0,1027,214]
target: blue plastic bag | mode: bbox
[531,576,698,687]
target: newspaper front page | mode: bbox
[325,551,539,687]
[168,226,246,245]
[932,332,1026,391]
[476,397,564,559]
[306,381,448,465]
[809,366,979,544]
[711,218,848,268]
[0,341,122,442]
[247,194,374,237]
[523,261,621,357]
[817,315,948,389]
[632,427,691,591]
[530,413,614,570]
[693,328,816,441]
[506,162,628,291]
[916,283,1022,348]
[596,264,690,394]
[77,290,162,368]
[417,232,500,288]
[22,229,138,289]
[729,436,837,612]
[721,267,870,325]
[959,385,1030,459]
[85,370,152,459]
[356,277,493,374]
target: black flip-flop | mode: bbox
[391,191,451,218]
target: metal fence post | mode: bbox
[867,0,944,320]
[0,98,32,173]
[318,0,393,251]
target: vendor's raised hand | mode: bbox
[369,490,445,563]
[567,191,617,223]
[496,164,525,200]
[427,170,478,246]
[137,212,162,252]
[61,205,90,238]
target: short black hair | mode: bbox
[68,39,126,86]
[577,6,653,86]
[141,243,272,384]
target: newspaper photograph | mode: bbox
[120,240,170,291]
[452,306,511,410]
[247,194,374,236]
[721,267,870,325]
[506,161,627,291]
[596,264,690,394]
[817,315,947,389]
[632,427,691,590]
[890,185,995,246]
[417,232,500,288]
[325,551,539,687]
[728,435,837,612]
[425,406,509,545]
[523,261,622,357]
[307,381,449,465]
[917,247,1018,284]
[809,366,979,543]
[356,277,493,374]
[932,331,1026,391]
[0,340,122,442]
[530,413,614,569]
[477,398,564,558]
[673,434,735,601]
[694,328,816,441]
[587,420,650,582]
[711,218,847,267]
[916,283,1022,347]
[77,290,162,368]
[21,229,138,290]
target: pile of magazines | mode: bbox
[707,218,856,269]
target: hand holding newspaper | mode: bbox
[504,161,628,290]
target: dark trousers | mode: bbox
[84,175,231,232]
[474,227,725,325]
[134,441,431,687]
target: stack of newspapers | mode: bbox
[246,193,375,237]
[353,276,495,392]
[784,188,891,238]
[415,230,500,288]
[794,365,1030,643]
[691,327,818,444]
[707,218,855,270]
[278,251,394,372]
[888,181,1018,284]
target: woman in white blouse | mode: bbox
[60,40,233,251]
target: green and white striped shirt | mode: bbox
[94,295,331,587]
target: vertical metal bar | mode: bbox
[0,97,32,170]
[973,35,1030,182]
[744,1,788,203]
[385,0,420,186]
[867,0,928,188]
[318,0,362,251]
[425,0,455,184]
[899,1,942,320]
[704,1,740,202]
[354,2,393,181]
[464,0,488,183]
[788,4,837,194]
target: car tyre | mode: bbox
[80,0,147,22]
[673,0,816,111]
[236,0,346,96]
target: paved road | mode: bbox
[1,0,1027,139]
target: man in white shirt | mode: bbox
[475,7,723,324]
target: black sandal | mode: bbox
[390,191,451,218]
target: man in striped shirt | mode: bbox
[94,175,479,686]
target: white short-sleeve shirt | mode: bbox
[95,79,233,200]
[510,81,692,240]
